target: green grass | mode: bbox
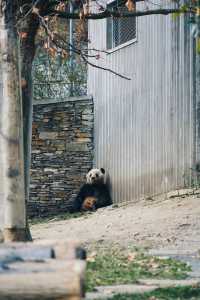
[104,286,200,300]
[29,211,86,225]
[86,247,191,292]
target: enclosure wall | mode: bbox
[29,96,93,217]
[0,73,4,229]
[88,3,197,204]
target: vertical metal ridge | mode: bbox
[88,1,196,204]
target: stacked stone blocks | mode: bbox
[29,96,94,217]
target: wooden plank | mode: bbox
[2,259,85,274]
[0,241,86,299]
[0,240,86,261]
[0,246,54,261]
[0,272,81,299]
[34,240,80,259]
[0,260,86,299]
[44,240,86,260]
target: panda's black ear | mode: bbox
[87,168,92,172]
[100,168,105,174]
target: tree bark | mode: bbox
[0,1,26,241]
[20,14,39,241]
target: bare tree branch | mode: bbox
[81,55,131,80]
[17,0,41,25]
[46,8,194,20]
[34,9,131,80]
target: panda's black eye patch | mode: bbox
[96,174,99,178]
[90,174,92,177]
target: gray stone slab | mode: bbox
[148,249,200,256]
[39,132,58,140]
[86,279,200,300]
[148,249,200,279]
[138,279,200,287]
[86,285,157,300]
[33,95,93,105]
[66,142,89,152]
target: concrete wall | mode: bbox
[88,1,198,204]
[29,96,94,217]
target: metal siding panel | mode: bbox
[88,2,195,204]
[0,72,4,229]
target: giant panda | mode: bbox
[73,168,112,212]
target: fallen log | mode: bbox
[0,240,86,260]
[0,240,86,300]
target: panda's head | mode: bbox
[86,168,105,184]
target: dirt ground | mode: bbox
[31,189,200,251]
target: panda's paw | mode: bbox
[81,196,97,211]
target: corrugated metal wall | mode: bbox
[0,72,4,229]
[88,1,197,204]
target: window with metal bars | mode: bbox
[107,1,136,50]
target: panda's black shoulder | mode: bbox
[78,182,108,196]
[79,183,95,193]
[92,182,109,191]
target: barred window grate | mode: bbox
[107,3,136,50]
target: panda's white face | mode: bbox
[86,168,105,184]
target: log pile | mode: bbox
[0,240,86,300]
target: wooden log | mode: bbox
[31,240,86,260]
[38,240,86,260]
[0,259,85,300]
[2,259,85,273]
[0,240,86,260]
[0,241,86,299]
[0,246,54,261]
[0,272,81,300]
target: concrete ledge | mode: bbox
[33,95,93,105]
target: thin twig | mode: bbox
[17,0,41,25]
[87,48,110,54]
[81,55,131,80]
[38,12,131,80]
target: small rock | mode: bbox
[134,232,140,237]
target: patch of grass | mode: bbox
[29,211,86,225]
[86,248,191,291]
[105,286,200,300]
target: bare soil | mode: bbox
[31,189,200,251]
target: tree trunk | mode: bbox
[20,14,39,241]
[0,1,26,241]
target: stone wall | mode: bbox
[29,96,94,218]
